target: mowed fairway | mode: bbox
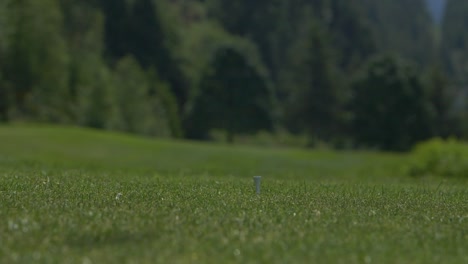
[0,125,467,263]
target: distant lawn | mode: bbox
[0,124,405,182]
[0,125,466,263]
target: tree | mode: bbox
[424,64,459,138]
[285,21,344,141]
[99,0,189,108]
[351,55,433,151]
[59,1,112,125]
[441,0,468,86]
[186,46,273,142]
[205,0,309,108]
[5,0,70,122]
[109,56,172,137]
[206,0,376,132]
[357,0,434,67]
[74,55,114,129]
[325,0,376,73]
[0,0,11,121]
[148,69,183,138]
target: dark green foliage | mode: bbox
[317,0,376,73]
[99,0,188,107]
[178,20,276,139]
[0,73,8,122]
[58,2,115,128]
[4,0,70,122]
[424,65,460,138]
[148,70,184,138]
[206,0,378,145]
[178,21,251,94]
[207,0,375,94]
[285,21,343,140]
[109,56,171,137]
[186,46,273,142]
[204,0,285,103]
[0,0,184,138]
[461,108,468,138]
[0,0,466,146]
[351,55,433,151]
[358,0,435,67]
[75,57,114,129]
[441,0,468,85]
[206,0,289,78]
[0,1,9,121]
[98,0,128,60]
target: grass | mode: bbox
[0,125,404,182]
[0,125,467,263]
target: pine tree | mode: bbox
[425,64,459,137]
[186,46,273,142]
[0,0,11,121]
[285,21,343,140]
[99,0,188,108]
[59,2,112,125]
[351,55,433,151]
[441,0,468,86]
[5,0,70,122]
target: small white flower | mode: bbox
[115,193,123,200]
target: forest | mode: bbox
[1,0,467,151]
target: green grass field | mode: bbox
[0,125,466,263]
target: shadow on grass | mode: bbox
[65,230,157,249]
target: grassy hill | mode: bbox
[0,125,466,263]
[0,124,405,183]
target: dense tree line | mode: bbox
[0,0,466,151]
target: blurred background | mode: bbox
[0,0,466,151]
